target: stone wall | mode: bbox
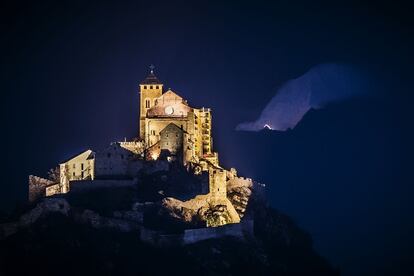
[187,110,202,157]
[145,117,189,147]
[183,220,253,244]
[69,179,136,193]
[118,141,145,155]
[145,141,161,161]
[140,220,254,246]
[203,152,219,167]
[28,175,55,202]
[45,183,62,196]
[140,228,184,247]
[95,142,143,179]
[159,123,184,156]
[209,166,227,198]
[198,107,212,155]
[59,150,95,193]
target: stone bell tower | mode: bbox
[139,65,163,139]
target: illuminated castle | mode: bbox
[28,66,252,227]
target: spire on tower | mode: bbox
[140,65,162,85]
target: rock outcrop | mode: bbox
[0,168,338,275]
[19,198,70,226]
[0,193,338,276]
[0,198,70,239]
[28,175,56,202]
[161,195,240,227]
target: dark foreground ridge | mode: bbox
[0,179,338,276]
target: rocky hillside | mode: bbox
[0,169,339,276]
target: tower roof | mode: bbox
[140,65,162,85]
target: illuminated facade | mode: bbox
[139,69,216,166]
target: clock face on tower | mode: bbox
[165,106,174,115]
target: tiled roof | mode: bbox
[60,149,94,164]
[140,72,162,85]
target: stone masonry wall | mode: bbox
[70,179,136,193]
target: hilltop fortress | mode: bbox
[1,68,336,275]
[29,67,261,228]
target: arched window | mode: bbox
[150,85,153,89]
[156,85,159,89]
[145,99,150,108]
[143,85,147,89]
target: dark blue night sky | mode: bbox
[1,1,413,275]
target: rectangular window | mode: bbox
[81,171,84,178]
[81,163,84,170]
